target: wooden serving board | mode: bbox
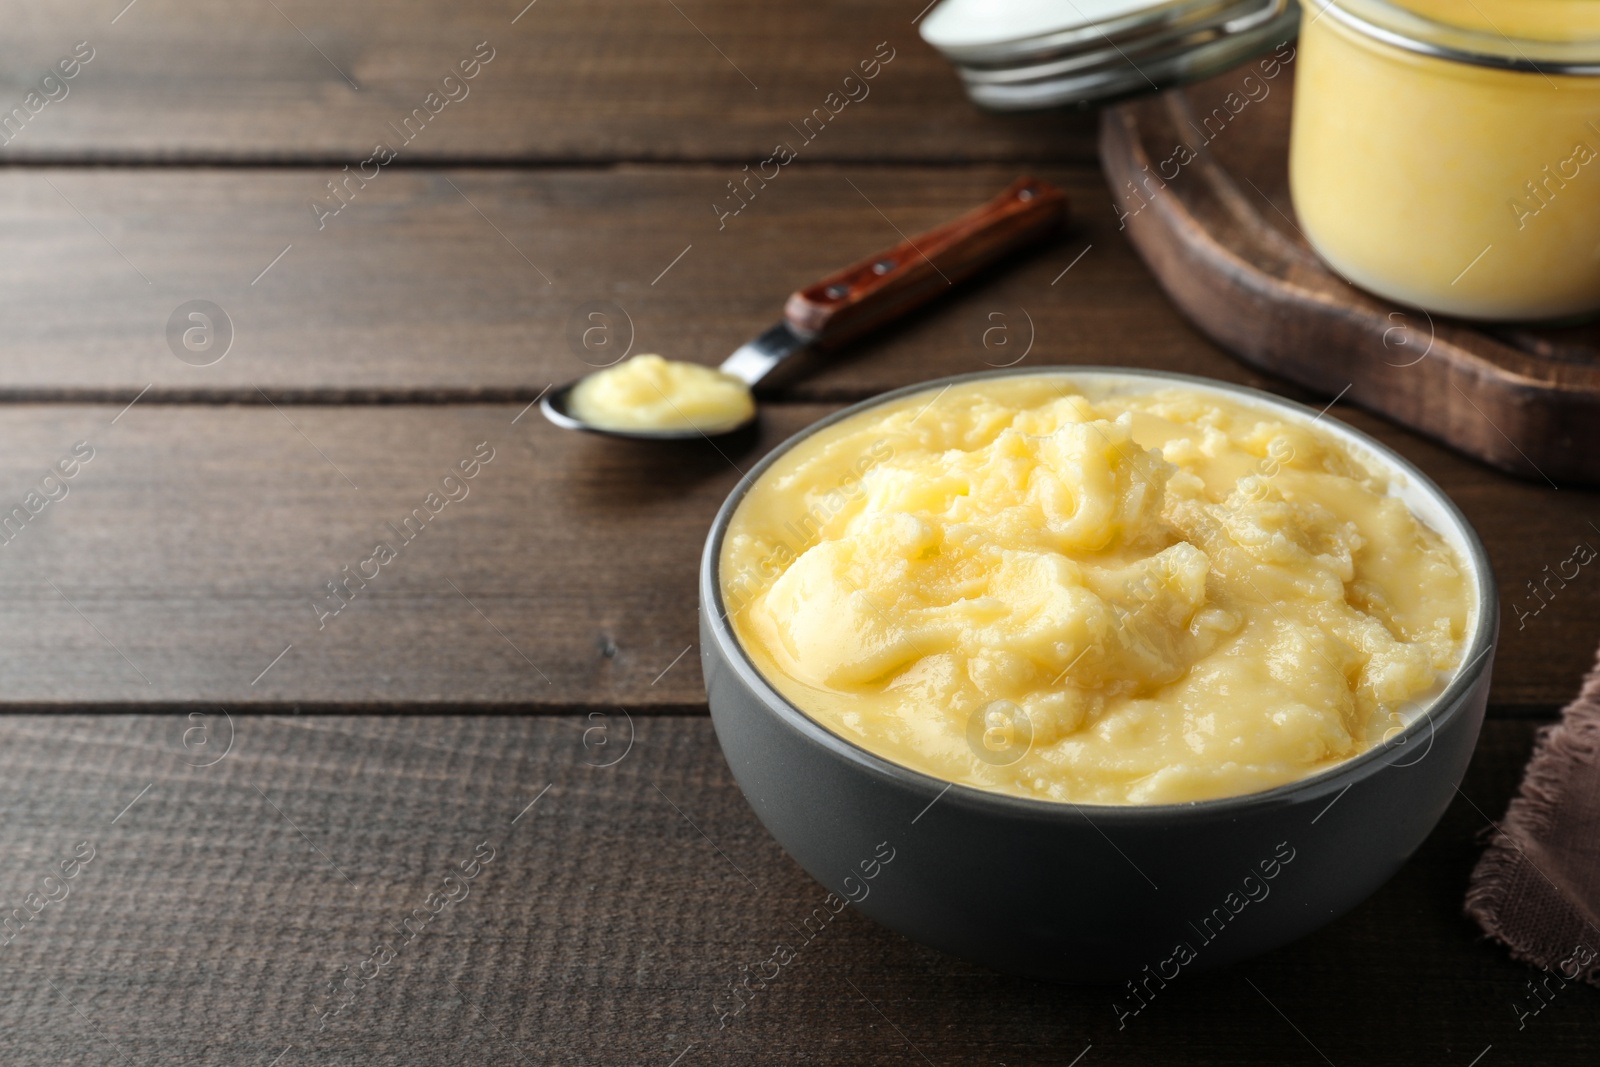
[1100,54,1600,486]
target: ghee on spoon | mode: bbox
[551,354,756,439]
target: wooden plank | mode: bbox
[0,165,1194,401]
[0,715,1592,1066]
[0,161,1434,410]
[0,400,770,707]
[0,0,1095,163]
[0,401,1593,709]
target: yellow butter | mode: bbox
[1390,0,1600,40]
[570,354,754,433]
[1290,0,1600,320]
[719,377,1472,805]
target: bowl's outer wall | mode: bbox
[702,609,1493,983]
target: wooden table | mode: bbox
[1,2,1594,1064]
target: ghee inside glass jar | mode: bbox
[719,375,1474,805]
[1290,0,1600,321]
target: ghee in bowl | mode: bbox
[1289,0,1600,321]
[719,374,1474,805]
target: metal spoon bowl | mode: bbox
[539,322,808,441]
[538,381,733,442]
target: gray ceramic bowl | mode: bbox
[699,368,1497,983]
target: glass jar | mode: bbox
[1289,0,1600,321]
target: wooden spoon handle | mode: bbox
[783,176,1068,347]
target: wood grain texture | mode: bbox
[0,401,791,708]
[1100,58,1600,485]
[0,164,1211,402]
[0,0,1095,163]
[0,400,1593,709]
[0,714,1592,1066]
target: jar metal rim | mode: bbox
[1310,0,1600,75]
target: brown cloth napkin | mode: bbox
[1466,644,1600,985]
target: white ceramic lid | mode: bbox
[921,0,1169,49]
[919,0,1298,109]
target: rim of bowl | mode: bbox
[701,367,1500,824]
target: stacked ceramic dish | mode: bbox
[919,0,1300,109]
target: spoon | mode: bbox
[541,176,1069,440]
